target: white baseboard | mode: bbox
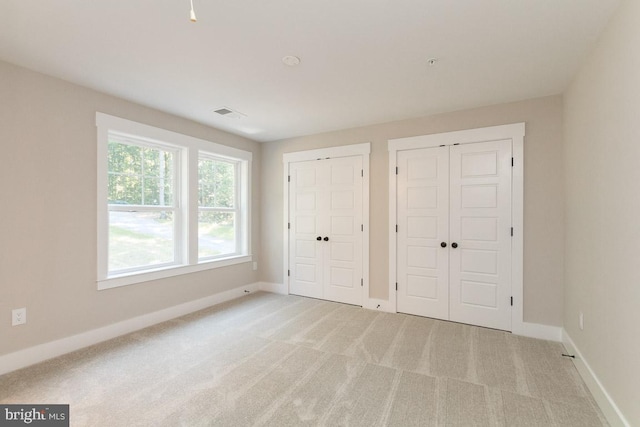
[258,281,288,295]
[0,283,261,376]
[562,330,629,427]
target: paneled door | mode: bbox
[397,146,450,319]
[289,156,363,306]
[449,140,512,330]
[396,139,512,331]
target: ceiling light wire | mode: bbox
[190,0,197,22]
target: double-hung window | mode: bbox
[107,136,180,273]
[198,155,241,260]
[97,113,251,290]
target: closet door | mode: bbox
[323,156,363,305]
[449,140,512,330]
[289,157,363,306]
[289,160,324,299]
[396,147,450,319]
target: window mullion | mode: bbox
[187,148,199,265]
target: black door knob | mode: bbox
[440,242,447,248]
[316,236,322,241]
[323,237,329,241]
[451,242,458,248]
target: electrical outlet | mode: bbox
[12,308,26,326]
[579,312,584,331]
[252,262,258,271]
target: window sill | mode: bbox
[97,255,253,290]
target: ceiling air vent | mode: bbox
[213,107,246,119]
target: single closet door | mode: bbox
[396,146,450,320]
[449,140,512,330]
[396,140,512,331]
[289,156,363,306]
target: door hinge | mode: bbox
[395,167,398,175]
[361,224,364,232]
[288,175,290,182]
[511,227,513,236]
[288,270,290,277]
[395,224,398,232]
[396,282,398,291]
[511,157,514,167]
[288,222,290,230]
[361,169,364,177]
[361,278,363,287]
[510,296,513,306]
[453,143,460,145]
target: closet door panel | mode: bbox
[397,147,449,319]
[449,140,512,331]
[289,161,325,299]
[324,156,363,306]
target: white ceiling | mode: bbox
[0,0,620,142]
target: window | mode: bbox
[108,138,179,273]
[198,155,239,260]
[97,113,251,290]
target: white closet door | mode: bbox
[449,140,512,331]
[289,160,324,299]
[397,147,450,319]
[324,156,363,305]
[289,156,363,306]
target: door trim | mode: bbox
[388,123,525,332]
[283,143,371,306]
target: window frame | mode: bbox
[97,113,252,290]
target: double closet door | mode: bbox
[396,140,513,331]
[288,155,363,306]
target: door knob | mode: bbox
[451,242,458,248]
[440,242,447,248]
[316,236,322,241]
[323,237,329,241]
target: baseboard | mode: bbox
[562,330,629,427]
[258,281,288,295]
[0,282,261,376]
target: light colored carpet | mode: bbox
[0,292,608,426]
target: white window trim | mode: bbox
[96,112,252,290]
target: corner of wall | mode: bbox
[562,329,630,427]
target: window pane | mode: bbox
[143,177,173,206]
[198,158,235,208]
[198,211,236,259]
[108,141,175,207]
[108,141,141,175]
[109,211,175,272]
[108,174,142,205]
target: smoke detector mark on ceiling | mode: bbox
[282,55,301,67]
[213,107,247,119]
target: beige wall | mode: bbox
[0,60,261,356]
[261,95,565,326]
[564,0,640,423]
